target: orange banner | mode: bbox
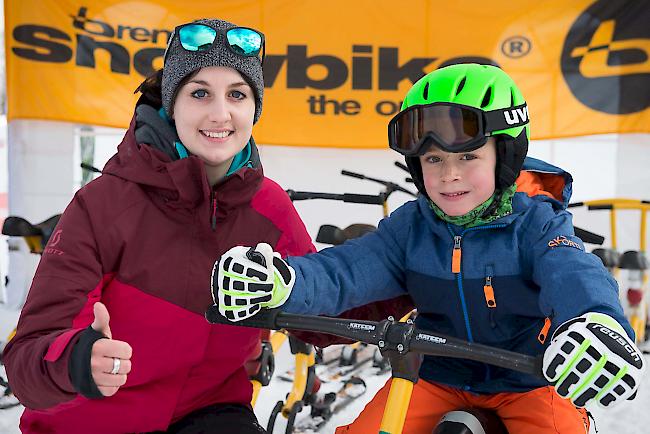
[5,0,650,147]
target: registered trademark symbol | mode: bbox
[501,36,532,58]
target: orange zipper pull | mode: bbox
[484,276,496,308]
[538,317,552,344]
[452,236,462,274]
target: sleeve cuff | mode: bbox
[68,326,106,399]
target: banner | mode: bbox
[5,0,650,148]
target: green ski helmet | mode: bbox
[388,63,530,200]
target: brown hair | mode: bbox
[135,68,200,117]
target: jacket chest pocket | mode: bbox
[481,264,551,345]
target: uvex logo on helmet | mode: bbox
[561,0,650,114]
[503,105,529,125]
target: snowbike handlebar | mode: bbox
[205,306,544,380]
[286,189,386,205]
[340,170,416,198]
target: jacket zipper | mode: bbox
[447,223,506,387]
[484,264,497,328]
[210,190,217,231]
[538,317,552,344]
[446,223,507,343]
[452,236,462,273]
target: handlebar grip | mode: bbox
[80,162,102,173]
[394,161,409,172]
[342,193,384,205]
[286,189,320,201]
[205,305,282,329]
[587,204,614,210]
[574,227,605,245]
[341,170,365,180]
[285,189,310,201]
[286,190,343,201]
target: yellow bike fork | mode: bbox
[377,311,420,434]
[266,335,317,433]
[251,330,288,407]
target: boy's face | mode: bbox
[419,138,497,216]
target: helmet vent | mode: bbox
[480,86,493,108]
[456,77,466,95]
[423,82,429,100]
[510,88,516,106]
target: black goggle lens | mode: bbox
[390,104,483,156]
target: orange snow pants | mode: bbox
[336,379,589,434]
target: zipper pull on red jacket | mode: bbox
[211,193,217,231]
[452,235,462,273]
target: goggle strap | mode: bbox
[484,103,529,132]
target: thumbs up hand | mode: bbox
[90,302,133,397]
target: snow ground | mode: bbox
[1,304,649,433]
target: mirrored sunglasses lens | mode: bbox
[227,28,262,56]
[179,24,217,52]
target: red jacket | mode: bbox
[3,115,314,433]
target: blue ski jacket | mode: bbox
[284,157,633,394]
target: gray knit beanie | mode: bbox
[162,18,264,123]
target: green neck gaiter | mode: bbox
[429,183,517,228]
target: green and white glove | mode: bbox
[212,243,295,322]
[543,312,645,408]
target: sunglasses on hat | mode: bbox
[164,23,265,66]
[388,102,529,156]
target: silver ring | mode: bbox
[110,357,121,375]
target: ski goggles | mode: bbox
[164,23,265,65]
[388,102,529,156]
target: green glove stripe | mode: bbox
[262,271,287,308]
[570,354,607,400]
[220,304,248,312]
[221,288,267,298]
[594,364,629,402]
[587,312,626,334]
[222,271,264,283]
[556,339,592,385]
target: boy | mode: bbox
[214,64,644,433]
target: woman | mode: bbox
[2,18,314,433]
